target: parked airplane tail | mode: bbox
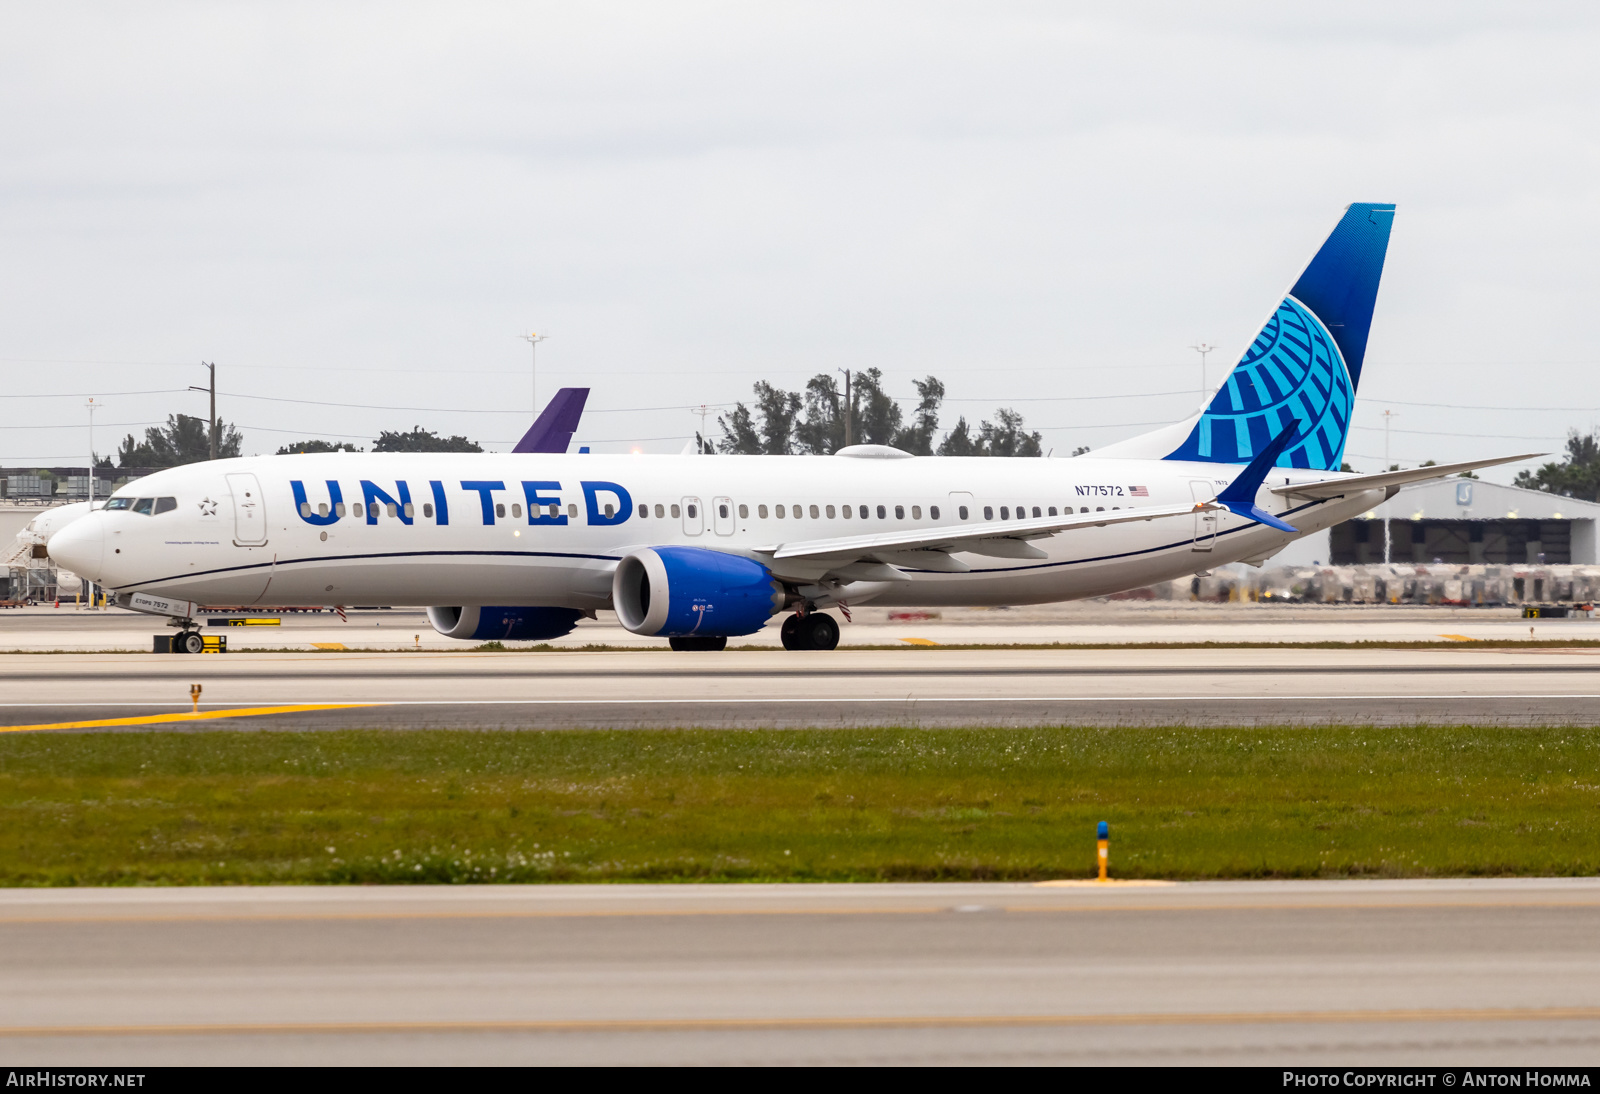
[1096,202,1396,470]
[513,388,590,454]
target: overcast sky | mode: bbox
[2,2,1597,478]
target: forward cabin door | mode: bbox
[713,496,735,536]
[681,497,704,536]
[227,473,269,546]
[1188,480,1216,552]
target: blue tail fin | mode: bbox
[1162,203,1395,470]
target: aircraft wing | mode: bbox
[764,502,1203,565]
[1270,453,1543,500]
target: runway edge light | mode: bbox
[1097,821,1109,883]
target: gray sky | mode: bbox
[3,2,1597,479]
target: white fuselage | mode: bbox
[49,452,1380,611]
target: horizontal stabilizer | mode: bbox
[1215,421,1301,533]
[1271,453,1544,499]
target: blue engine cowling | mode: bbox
[612,546,785,637]
[426,605,585,642]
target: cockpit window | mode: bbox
[104,497,134,511]
[153,497,178,515]
[132,498,154,516]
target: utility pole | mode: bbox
[693,404,712,454]
[188,362,217,460]
[1382,409,1398,565]
[837,368,853,448]
[521,332,547,416]
[85,398,98,505]
[1189,342,1215,406]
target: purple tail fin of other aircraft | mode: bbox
[513,388,589,454]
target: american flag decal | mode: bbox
[1129,486,1149,497]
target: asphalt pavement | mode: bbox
[0,644,1597,729]
[2,879,1598,1065]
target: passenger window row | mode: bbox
[625,502,1130,523]
[104,496,177,515]
[979,504,1127,520]
[293,496,1132,526]
[633,503,948,521]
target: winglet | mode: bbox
[1214,421,1301,533]
[513,388,590,454]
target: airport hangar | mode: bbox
[1272,477,1600,567]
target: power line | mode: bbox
[1350,425,1560,441]
[0,421,162,431]
[0,389,187,399]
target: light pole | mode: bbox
[1189,343,1216,406]
[521,332,547,417]
[85,398,98,506]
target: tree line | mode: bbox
[1514,430,1600,501]
[715,368,1044,456]
[109,415,482,469]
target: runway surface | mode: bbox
[3,878,1599,1065]
[2,645,1599,729]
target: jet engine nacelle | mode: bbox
[426,605,585,642]
[612,546,785,638]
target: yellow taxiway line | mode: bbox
[0,704,382,733]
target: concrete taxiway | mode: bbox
[3,879,1599,1065]
[4,601,1598,651]
[1,644,1598,729]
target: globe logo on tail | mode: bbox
[1168,295,1353,471]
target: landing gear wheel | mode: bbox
[780,612,839,650]
[179,631,205,655]
[669,635,728,652]
[802,612,839,651]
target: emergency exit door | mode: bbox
[681,496,704,536]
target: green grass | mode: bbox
[1,725,1597,885]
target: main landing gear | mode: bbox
[154,630,206,654]
[781,611,839,651]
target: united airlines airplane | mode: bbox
[49,204,1533,653]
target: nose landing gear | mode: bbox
[780,611,839,651]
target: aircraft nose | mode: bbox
[47,516,104,582]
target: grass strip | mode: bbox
[1,725,1598,885]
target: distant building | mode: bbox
[0,466,158,502]
[1275,479,1600,567]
